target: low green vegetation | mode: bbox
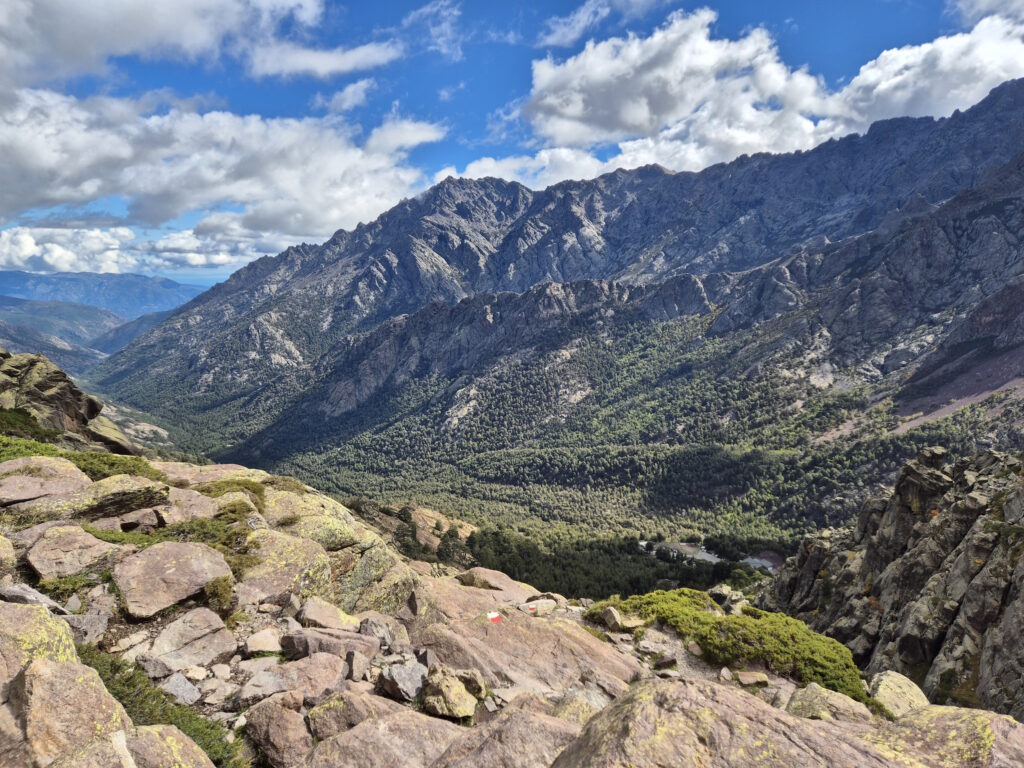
[590,589,867,702]
[77,644,248,768]
[83,506,255,578]
[0,435,168,482]
[0,408,59,442]
[193,478,266,514]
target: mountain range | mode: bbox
[91,78,1024,565]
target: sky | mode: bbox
[1,1,1024,284]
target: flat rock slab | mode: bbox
[280,627,380,660]
[140,608,236,677]
[307,690,407,740]
[306,710,461,768]
[12,474,169,523]
[238,653,347,708]
[433,707,581,768]
[156,487,220,526]
[26,524,121,579]
[150,461,269,486]
[113,541,232,618]
[0,457,91,505]
[298,596,360,631]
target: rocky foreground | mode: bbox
[0,449,1022,767]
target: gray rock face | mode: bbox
[377,660,428,703]
[25,525,120,579]
[764,449,1024,720]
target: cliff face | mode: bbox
[0,349,133,453]
[764,447,1024,719]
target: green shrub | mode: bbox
[0,408,59,442]
[588,588,866,702]
[77,644,249,768]
[204,575,235,615]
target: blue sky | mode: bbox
[1,0,1023,284]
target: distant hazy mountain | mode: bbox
[0,271,204,318]
[0,319,104,374]
[0,295,123,346]
[93,78,1024,557]
[89,309,173,355]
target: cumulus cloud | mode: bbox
[0,87,446,272]
[0,0,401,86]
[315,79,377,112]
[537,0,668,47]
[452,7,1024,187]
[0,227,139,273]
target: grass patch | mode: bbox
[588,588,866,702]
[77,644,249,768]
[37,572,100,602]
[84,506,256,578]
[193,479,266,514]
[204,575,235,615]
[0,435,168,482]
[263,475,309,495]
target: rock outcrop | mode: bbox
[0,350,133,453]
[764,448,1024,719]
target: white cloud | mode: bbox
[246,40,401,78]
[0,227,138,273]
[402,0,464,61]
[952,0,1024,22]
[452,8,1024,187]
[537,0,668,47]
[0,87,446,272]
[438,81,465,102]
[315,79,377,113]
[0,0,401,86]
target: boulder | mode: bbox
[433,707,581,768]
[422,668,478,719]
[237,653,347,707]
[25,525,120,579]
[245,692,313,768]
[9,658,131,767]
[0,457,91,506]
[125,724,217,768]
[244,627,282,656]
[358,611,411,653]
[140,608,236,677]
[869,671,929,718]
[0,583,70,614]
[154,486,220,526]
[551,679,894,767]
[240,529,330,604]
[307,690,407,740]
[12,474,168,523]
[280,627,379,660]
[306,710,461,768]
[0,603,76,701]
[113,542,232,618]
[518,598,557,617]
[149,462,269,486]
[160,672,201,705]
[414,608,640,699]
[786,683,872,723]
[455,568,539,602]
[377,660,428,702]
[298,596,360,631]
[0,535,13,573]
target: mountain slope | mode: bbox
[0,270,204,318]
[0,319,105,374]
[94,80,1024,422]
[0,295,124,345]
[89,309,174,354]
[93,79,1024,559]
